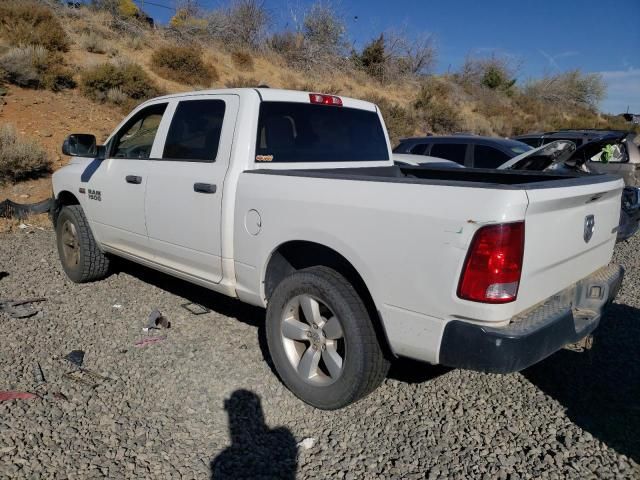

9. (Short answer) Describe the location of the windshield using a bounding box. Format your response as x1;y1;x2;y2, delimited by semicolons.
255;102;389;163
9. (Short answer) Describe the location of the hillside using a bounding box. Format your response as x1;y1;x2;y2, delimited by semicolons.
0;0;635;208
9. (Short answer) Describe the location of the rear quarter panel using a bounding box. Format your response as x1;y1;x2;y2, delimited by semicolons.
232;172;530;336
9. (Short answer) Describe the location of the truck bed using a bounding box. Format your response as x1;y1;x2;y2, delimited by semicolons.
249;165;620;189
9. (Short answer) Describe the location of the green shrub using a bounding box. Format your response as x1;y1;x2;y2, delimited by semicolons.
354;34;386;80
0;46;75;92
81;62;161;103
0;1;70;52
150;45;216;86
0;124;51;183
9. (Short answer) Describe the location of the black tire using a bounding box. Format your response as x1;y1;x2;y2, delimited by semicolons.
266;266;390;409
55;205;110;283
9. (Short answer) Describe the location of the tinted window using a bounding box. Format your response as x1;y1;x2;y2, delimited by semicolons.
430;143;466;164
112;103;167;159
163;100;226;161
473;145;511;168
410;143;429;155
255;102;389;163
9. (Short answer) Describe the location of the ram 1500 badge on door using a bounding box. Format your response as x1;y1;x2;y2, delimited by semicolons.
52;89;624;409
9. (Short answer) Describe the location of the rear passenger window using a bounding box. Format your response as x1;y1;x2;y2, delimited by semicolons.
473;146;510;168
163;100;226;161
410;143;429;155
430;143;466;164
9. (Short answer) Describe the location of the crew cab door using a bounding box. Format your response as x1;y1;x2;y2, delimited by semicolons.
145;95;239;284
82;101;168;258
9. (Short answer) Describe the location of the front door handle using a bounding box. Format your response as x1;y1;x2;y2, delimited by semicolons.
126;175;142;184
194;183;217;194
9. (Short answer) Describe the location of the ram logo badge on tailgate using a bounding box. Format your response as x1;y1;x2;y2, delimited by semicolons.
584;215;595;243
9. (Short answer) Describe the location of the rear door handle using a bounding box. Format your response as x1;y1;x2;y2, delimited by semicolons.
194;183;217;194
125;175;142;184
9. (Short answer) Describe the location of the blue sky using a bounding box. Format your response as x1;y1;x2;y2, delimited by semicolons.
137;0;640;114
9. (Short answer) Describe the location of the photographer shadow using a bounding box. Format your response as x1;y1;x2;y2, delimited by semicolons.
210;389;298;479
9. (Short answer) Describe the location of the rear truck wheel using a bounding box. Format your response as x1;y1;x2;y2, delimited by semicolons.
266;266;390;409
55;205;110;283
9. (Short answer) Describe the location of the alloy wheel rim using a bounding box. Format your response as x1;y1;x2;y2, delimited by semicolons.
61;220;80;269
280;294;346;386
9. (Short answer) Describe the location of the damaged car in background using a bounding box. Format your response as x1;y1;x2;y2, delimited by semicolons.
498;133;640;241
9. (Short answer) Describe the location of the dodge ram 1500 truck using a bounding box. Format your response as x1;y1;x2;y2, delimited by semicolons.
52;89;624;409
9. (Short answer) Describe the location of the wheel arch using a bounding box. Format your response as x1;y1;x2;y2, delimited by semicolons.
51;190;80;225
263;240;394;357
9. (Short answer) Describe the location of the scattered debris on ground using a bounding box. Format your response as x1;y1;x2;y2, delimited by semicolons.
143;309;170;331
134;336;167;348
297;437;316;450
0;391;37;401
0;297;46;318
182;302;210;315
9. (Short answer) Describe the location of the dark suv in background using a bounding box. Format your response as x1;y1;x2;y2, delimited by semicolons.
393;135;532;169
512;129;631;148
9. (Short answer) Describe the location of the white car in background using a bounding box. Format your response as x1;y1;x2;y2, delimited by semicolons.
393;153;463;168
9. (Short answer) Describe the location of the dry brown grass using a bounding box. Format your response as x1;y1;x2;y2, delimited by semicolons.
224;75;262;88
0;0;70;52
0;213;51;234
230;50;254;71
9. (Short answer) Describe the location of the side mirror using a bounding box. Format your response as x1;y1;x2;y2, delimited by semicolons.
62;134;105;159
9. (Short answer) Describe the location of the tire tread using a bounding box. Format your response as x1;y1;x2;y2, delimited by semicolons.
57;205;110;283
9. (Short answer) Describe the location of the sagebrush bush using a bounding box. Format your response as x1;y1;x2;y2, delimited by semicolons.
0;46;75;91
79;32;107;54
81;62;161;104
106;87;128;105
151;45;216;86
0;124;51;183
523;70;605;109
231;50;254;71
0;1;70;52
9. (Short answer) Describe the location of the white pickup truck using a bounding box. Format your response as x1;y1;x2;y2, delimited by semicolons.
52;88;624;409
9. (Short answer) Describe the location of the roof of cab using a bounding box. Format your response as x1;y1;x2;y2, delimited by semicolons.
146;88;378;112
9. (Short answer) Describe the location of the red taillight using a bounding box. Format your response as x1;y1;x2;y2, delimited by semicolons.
457;222;525;303
309;93;342;106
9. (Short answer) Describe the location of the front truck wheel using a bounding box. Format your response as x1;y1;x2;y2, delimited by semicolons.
55;205;110;283
266;266;390;409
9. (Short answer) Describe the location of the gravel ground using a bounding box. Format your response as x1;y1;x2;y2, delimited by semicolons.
1;228;639;479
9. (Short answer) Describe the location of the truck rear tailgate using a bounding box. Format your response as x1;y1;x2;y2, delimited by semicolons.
516;176;624;310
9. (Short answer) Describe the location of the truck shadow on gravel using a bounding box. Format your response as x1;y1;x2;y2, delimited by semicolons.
113;259;453;384
210;389;297;479
523;303;640;463
113;259;274;364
